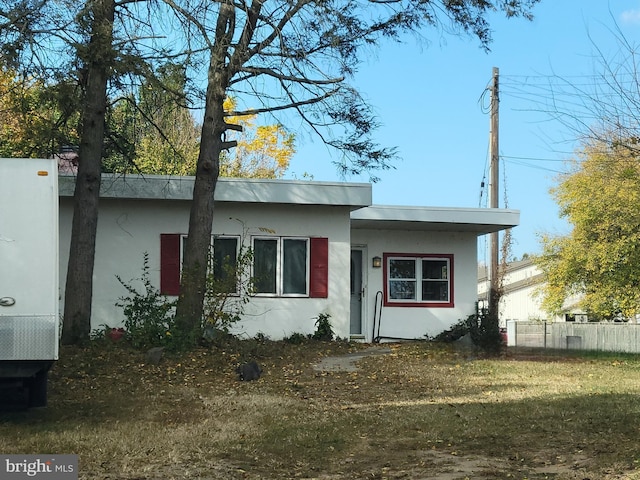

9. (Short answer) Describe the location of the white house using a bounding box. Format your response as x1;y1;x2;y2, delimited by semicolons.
58;174;519;342
477;258;588;326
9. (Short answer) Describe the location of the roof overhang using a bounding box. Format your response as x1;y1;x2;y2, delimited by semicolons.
351;205;520;234
58;174;372;209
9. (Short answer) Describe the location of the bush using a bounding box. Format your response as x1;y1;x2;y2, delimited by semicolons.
312;313;334;341
464;306;503;355
430;305;503;355
284;332;308;344
115;253;179;350
431;320;468;343
118;241;258;351
203;243;255;335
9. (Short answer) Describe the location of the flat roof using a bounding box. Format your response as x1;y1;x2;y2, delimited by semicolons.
58;175;519;233
351;205;520;234
58;174;372;209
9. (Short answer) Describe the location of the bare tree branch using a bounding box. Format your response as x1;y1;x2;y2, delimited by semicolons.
227;87;339;116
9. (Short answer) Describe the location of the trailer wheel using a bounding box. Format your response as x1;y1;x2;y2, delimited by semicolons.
27;370;48;408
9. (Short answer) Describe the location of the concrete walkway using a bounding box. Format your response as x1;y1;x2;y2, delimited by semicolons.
312;346;393;373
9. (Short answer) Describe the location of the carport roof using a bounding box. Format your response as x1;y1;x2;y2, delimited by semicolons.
351;205;520;234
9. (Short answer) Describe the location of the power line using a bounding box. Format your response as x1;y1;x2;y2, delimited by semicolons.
502;157;565;174
501;155;569;162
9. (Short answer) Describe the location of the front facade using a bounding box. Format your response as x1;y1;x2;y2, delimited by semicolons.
59;174;519;342
351;206;518;340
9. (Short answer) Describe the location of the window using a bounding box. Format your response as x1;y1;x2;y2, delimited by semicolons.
253;237;309;296
160;234;239;296
384;253;453;307
253;238;278;294
159;234;328;298
180;235;239;285
212;236;240;293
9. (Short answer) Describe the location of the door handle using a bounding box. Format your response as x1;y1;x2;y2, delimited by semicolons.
0;297;16;307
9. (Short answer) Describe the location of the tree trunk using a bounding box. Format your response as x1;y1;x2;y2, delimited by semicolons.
174;38;232;333
61;0;115;345
174;92;226;333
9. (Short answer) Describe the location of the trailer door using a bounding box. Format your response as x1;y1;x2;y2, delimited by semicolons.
0;158;59;361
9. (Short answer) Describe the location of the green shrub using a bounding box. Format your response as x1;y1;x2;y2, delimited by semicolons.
312;313;334;341
464;305;503;355
431;320;468;343
115;253;179;350
430;305;502;355
284;332;308;344
203;243;255;337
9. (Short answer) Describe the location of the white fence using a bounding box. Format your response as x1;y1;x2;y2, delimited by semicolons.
506;321;640;353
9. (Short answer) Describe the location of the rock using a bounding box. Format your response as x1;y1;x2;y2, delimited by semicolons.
236;361;262;381
146;347;164;365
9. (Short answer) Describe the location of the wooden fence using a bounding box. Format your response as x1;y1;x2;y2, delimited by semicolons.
506;321;640;353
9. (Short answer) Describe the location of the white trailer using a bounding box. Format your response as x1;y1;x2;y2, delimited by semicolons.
0;158;59;407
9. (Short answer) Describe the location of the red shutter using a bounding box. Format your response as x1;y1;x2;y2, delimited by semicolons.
160;234;181;295
309;237;328;298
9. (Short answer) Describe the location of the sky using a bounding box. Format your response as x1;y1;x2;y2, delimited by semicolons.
282;1;640;261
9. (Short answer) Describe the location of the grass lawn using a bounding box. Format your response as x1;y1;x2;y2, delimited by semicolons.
2;338;640;479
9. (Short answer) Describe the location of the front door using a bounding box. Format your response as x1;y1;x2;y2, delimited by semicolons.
350;249;363;335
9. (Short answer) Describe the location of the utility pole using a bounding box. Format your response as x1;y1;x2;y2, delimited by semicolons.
488;66;500;317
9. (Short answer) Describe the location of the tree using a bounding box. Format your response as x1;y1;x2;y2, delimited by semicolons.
518;22;640;168
1;0;541;343
535;139;640;320
220;98;295;178
169;0;542;333
105;85;295;177
0;67;80;158
62;0;118;344
0;0;120;343
526;25;640;321
1;0;163;343
104;62;202;175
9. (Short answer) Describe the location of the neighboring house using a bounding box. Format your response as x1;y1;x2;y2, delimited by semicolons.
477;258;587;325
58;174;519;342
53;147;79;174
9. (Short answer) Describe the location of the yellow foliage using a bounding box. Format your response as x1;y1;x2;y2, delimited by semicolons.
220;97;295;178
0;69;40;156
133;96;294;178
535;139;640;319
0;67;80;158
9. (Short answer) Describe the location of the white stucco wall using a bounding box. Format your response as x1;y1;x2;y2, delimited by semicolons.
59;198;353;339
351;229;479;341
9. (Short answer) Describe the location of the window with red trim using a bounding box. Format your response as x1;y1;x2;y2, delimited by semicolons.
160;234;240;295
384;253;454;307
251;236;328;298
160;234;328;299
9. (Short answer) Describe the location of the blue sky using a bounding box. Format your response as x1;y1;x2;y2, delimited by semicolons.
284;1;640;261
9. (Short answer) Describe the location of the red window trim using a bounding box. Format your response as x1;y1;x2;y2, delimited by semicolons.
309;237;329;298
160;234;181;296
383;252;454;308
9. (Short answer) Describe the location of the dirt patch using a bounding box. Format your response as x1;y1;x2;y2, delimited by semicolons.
309;449;594;480
312;346;393;372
